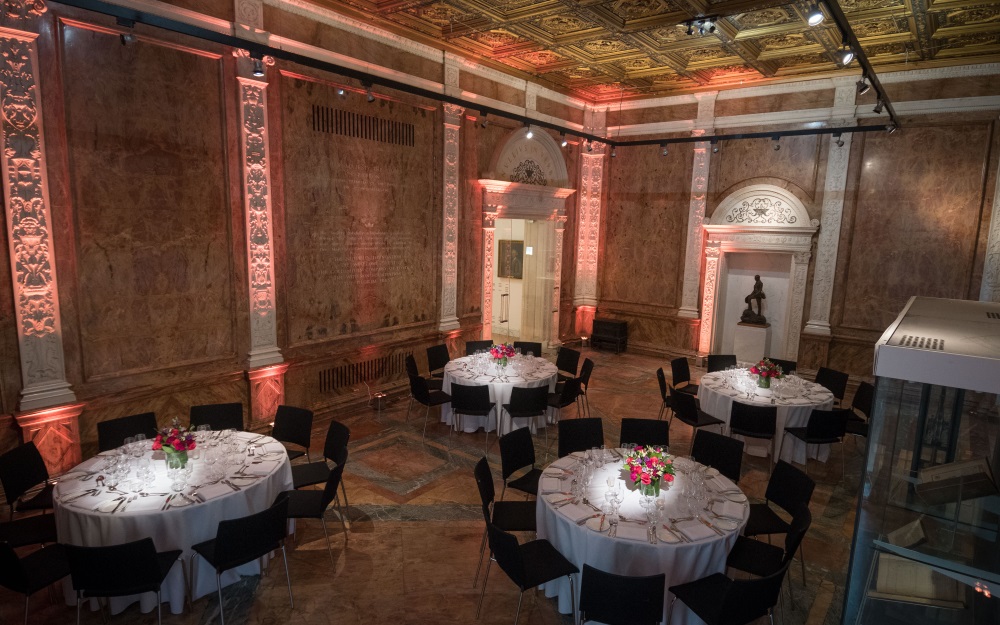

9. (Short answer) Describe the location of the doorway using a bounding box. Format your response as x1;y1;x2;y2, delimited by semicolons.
492;218;555;344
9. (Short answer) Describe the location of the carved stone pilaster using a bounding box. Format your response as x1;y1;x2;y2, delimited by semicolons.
237;76;282;368
697;245;721;355
572;144;605;336
439;103;463;332
481;210;497;340
246;363;289;429
678;94;716;319
981;157;1000;302
551;216;567;348
1;11;77;411
15;403;84;475
788;250;812;360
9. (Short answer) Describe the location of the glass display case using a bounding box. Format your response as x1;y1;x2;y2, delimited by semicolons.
843;297;1000;625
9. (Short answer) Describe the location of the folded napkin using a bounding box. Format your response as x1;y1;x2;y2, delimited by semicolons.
75;457;106;473
540;477;567;493
124;496;167;513
614;523;649;542
194;482;233;501
708;476;736;492
675;519;717;542
549;456;577;470
56;478;93;497
242;460;279;477
713;500;745;520
544;493;573;505
557;503;593;524
259;442;286;455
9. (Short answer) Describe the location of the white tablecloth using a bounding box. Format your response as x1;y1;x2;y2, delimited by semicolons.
536;453;746;625
440;355;558;434
698;372;835;464
54;432;293;614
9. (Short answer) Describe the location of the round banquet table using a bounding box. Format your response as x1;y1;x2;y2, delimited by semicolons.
440;355;559;434
536;452;748;625
698;371;835;465
54;431;293;615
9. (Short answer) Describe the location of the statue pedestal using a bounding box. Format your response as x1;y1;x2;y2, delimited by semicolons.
734;322;771;364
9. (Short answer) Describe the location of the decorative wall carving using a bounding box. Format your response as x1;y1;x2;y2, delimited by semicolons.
490;127;570;188
1;24;75;410
2;0;46;23
709;185;814;226
481;211;496;340
15;403;84;475
723;198;798;224
551;217;567;348
246;363;289;427
235;0;264;31
678;138;711;318
510;160;547;186
697;245;721;354
572;145;605;314
439;103;463;332
979;157;1000;302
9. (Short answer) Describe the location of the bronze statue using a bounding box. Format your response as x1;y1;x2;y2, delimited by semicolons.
740;274;767;325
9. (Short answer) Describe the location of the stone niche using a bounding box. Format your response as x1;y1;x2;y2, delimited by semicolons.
698;185;818;360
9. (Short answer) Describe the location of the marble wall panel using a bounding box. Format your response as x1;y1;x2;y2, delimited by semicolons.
161;0;234;21
280;74;439;345
714;90;834;118
607;103;699;128
858;76;1000;106
839;122;992;331
477;119;518;176
536;97;585;126
709;133;821;211
459;72;526;109
61;26;236;380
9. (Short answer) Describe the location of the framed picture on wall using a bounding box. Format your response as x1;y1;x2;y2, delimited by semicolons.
497;240;524;280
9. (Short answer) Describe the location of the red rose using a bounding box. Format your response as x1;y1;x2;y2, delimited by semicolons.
641;473;652;485
151;440;162;450
172;440;186;452
664;474;674;482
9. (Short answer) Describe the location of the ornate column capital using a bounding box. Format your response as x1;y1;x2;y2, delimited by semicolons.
442;102;464;126
0;0;46;30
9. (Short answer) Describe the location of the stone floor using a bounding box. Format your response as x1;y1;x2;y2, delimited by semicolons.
2;348;862;624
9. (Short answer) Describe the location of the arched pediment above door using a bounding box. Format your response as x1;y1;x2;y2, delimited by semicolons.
487;127;570;189
710;184;817;228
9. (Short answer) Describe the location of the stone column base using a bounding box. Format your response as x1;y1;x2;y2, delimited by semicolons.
15;402;86;475
246;363;290;430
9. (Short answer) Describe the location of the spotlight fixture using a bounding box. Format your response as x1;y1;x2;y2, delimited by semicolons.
660;143;668;157
364;82;375;103
525;126;534;139
250;51;265;78
686;22;694;36
856;76;870;96
586;140;593;152
834;132;844;148
336;87;346;97
480;115;489;128
117;17;136;45
839;39;855;66
560;133;568;148
772;136;781;151
887;123;897;135
610;146;616;158
873;99;885;114
711;139;719;153
807;4;824;26
698;19;716;35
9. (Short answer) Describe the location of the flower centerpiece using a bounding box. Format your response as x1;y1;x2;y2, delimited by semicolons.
749;358;784;389
152;419;196;469
624;446;675;497
489;343;516;369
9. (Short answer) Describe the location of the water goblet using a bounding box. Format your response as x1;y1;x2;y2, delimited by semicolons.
123;436;135;450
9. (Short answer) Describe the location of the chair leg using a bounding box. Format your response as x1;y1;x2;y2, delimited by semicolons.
474;529;487;587
76;596;81;625
500;483;507;502
799;542;807;586
335;497;349;536
476;556;493;618
23;595;28;625
666;596;676;625
840;440;846;482
157;590;162;625
281;544;294;608
321;517;335;567
514;590;524;625
217;572;226;625
405;395;413;421
340;480;350;512
568;574;576;625
422;405;431;441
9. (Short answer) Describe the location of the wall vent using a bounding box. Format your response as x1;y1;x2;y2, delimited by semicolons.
311;104;415;147
899;335;944;351
318;353;408;394
987;312;1000;320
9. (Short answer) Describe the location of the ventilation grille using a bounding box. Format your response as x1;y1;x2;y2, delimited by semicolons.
318;353;408;394
311;104;415;146
899;335;944;351
988;312;1000;320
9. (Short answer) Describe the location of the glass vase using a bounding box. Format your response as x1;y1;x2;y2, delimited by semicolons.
757;375;771;389
638;478;661;497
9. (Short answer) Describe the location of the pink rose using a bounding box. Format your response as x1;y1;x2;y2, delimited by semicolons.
640;473;651;485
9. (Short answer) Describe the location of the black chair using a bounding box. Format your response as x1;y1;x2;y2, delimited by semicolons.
291;419;350;490
0;541;69;625
815;367;849;405
405;353;442;390
727;506;811;582
477;522;578;624
451;383;497;451
65;538;182;625
783;408;851;479
501;385;548;439
729;401;777;470
0;442;54;521
513;341;542;357
619;418;669;448
473;457;536;588
0;514;57;548
97;412;158;451
556;347;581;382
744;460;815;583
690;429;744;483
706;354;737;373
426;343;451;378
407;374;451;440
499;428;542;500
668;560;791;625
557;418;604;458
466;340;493;355
670;357;698;395
271;405;313;461
655;368;673;421
576;358;594;417
769;358;797;375
579;564;665;625
548;378;582;424
189;402;244;432
191;498;292;625
282;453;349;566
846;380;875;440
668;388;724;451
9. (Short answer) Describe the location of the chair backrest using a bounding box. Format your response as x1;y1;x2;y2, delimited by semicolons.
656;368;669;403
852;381;875;419
556;347;581;376
783;506;812;564
670;357;692;386
322;419;351;462
815;367;849;400
486;522;527;590
499;427;536;481
97;412;158;452
729;402;777;439
466;340;493;355
408;374;431;405
805;408;850;442
321;451;348;509
473;457;495;508
706;354;737;373
405;354;420;377
0;442;49;506
450;383;492;414
0;542;27;592
558;418;605;458
506;385;549;416
765;460;815;515
578;358;594;389
579;564;665;625
668;387;698;421
513;341;542;357
190;403;244;432
690;429;744;483
65;537;166;596
426;344;450;373
271;405;313;450
212;497;288;572
554;378;582;407
769;358;797;375
718;560;792;624
619;418;669;449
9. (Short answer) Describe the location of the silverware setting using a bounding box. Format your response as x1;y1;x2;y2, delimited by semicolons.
62;488;99;502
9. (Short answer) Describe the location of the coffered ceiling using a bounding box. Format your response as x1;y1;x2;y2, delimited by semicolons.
308;0;1000;101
